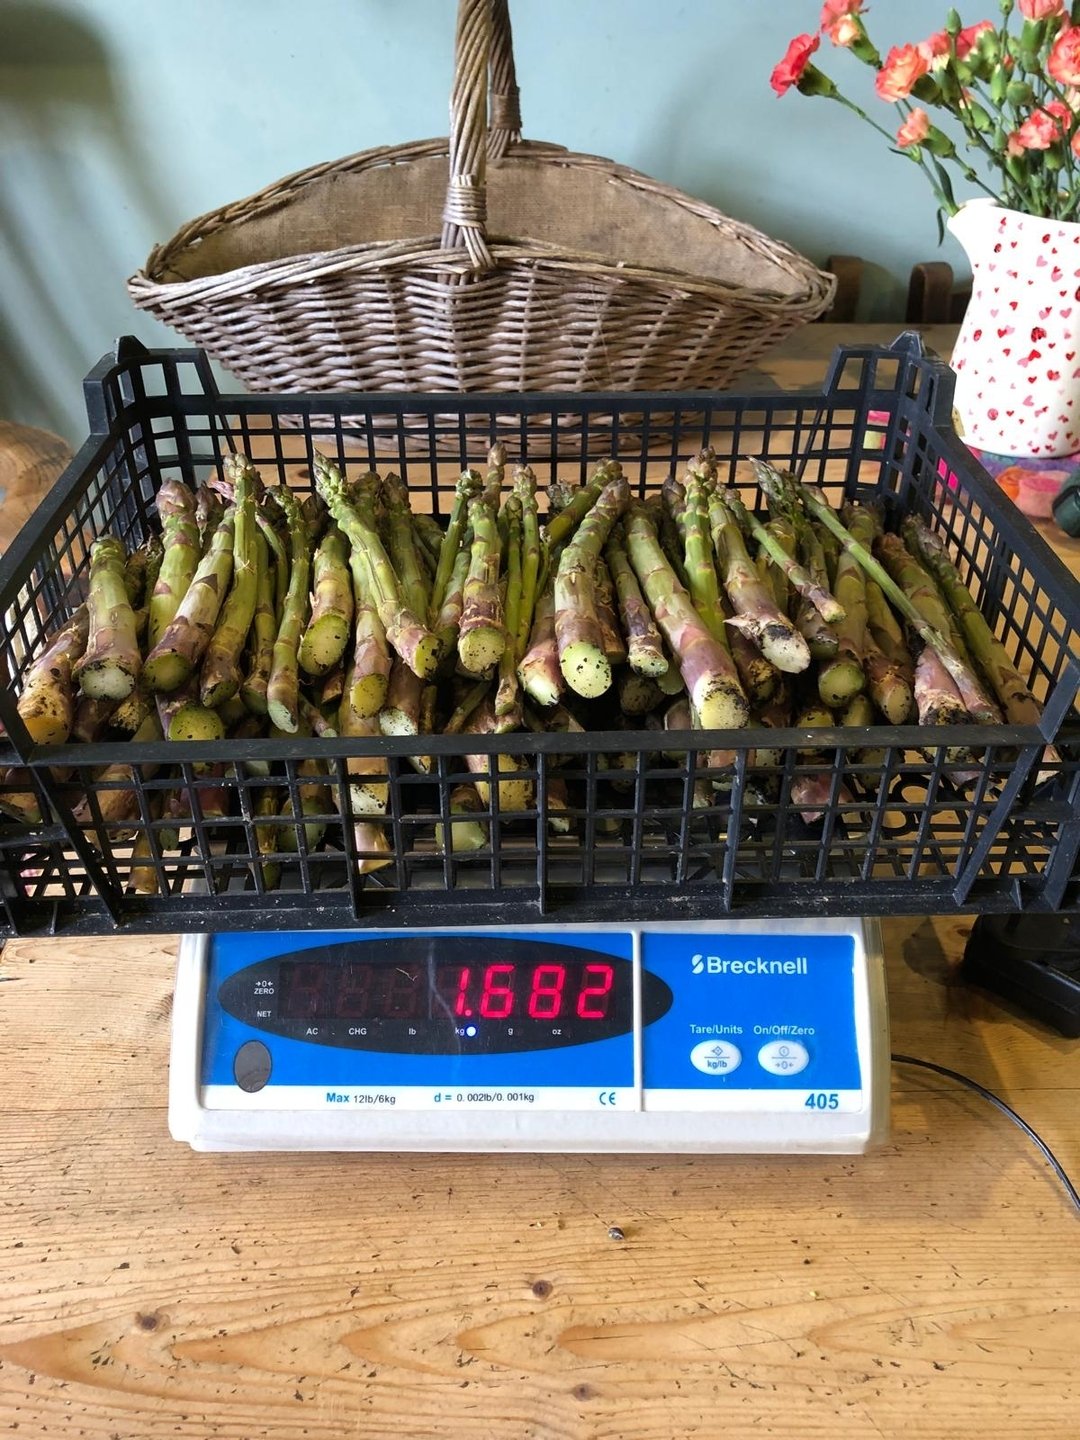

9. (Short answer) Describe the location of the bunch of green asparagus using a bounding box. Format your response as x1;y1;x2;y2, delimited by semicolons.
6;442;1052;877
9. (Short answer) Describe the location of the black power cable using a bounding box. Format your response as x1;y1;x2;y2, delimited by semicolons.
892;1052;1080;1219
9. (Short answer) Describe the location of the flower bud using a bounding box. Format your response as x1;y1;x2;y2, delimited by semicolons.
796;64;839;99
1006;79;1037;103
991;66;1009;103
912;74;942;103
967;101;994;131
946;8;963;34
926;126;958;158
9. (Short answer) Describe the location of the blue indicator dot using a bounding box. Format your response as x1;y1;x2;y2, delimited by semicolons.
465;1026;477;1038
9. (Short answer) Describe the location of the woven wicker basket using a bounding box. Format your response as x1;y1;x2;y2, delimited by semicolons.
128;0;834;400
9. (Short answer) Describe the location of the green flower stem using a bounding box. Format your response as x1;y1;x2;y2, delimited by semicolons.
829;94;956;213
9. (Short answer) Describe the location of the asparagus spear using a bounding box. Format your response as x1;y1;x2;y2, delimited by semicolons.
144;510;235;693
73;536;141;700
412;512;445;570
903;519;1051;734
201;456;259;708
656;481;690;589
302;492;329;545
445;678;491;735
514;467;541;660
708;490;810;674
817;538;866;709
795;523;841;661
256;507;289;625
195;484;225;555
483;441;507;510
682;461;727;645
496;494;524;722
617;669;663;716
876;533;1002;725
149;480;200;650
266;486;312;734
518;575;563;708
16;608;88;745
594;556;628;667
383;472;430;615
278;755;332;853
313;454;439;680
463;696;534;811
624;505;749;730
155;673;226;742
433;542;471;667
865;569;911;670
239;531;275;715
605;524;668;677
737;475;844;624
458;496;506;674
435;783;489;855
914;642;969;728
379;659;424;738
546;463;612;550
554;471;629;698
130;539;164;645
74;711;164;830
254;785;282;891
354;821;393;874
863;631;915;725
429;469;481;624
338;675;389;817
72;694;120;745
766;467;1000;723
297;523;353;678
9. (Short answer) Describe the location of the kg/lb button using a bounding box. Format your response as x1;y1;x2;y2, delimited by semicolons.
690;1040;742;1076
757;1040;809;1076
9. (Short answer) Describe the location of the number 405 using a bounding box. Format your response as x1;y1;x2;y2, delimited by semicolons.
804;1092;840;1110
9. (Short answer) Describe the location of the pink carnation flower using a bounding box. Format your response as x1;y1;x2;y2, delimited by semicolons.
771;33;821;96
820;0;864;45
875;44;930;101
1048;25;1080;87
896;108;931;148
917;30;952;71
1019;0;1065;18
955;21;995;60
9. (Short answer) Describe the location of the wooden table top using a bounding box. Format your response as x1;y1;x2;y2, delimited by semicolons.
1;325;1078;1439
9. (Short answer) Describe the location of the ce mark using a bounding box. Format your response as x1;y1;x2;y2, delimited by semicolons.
598;1091;617;1106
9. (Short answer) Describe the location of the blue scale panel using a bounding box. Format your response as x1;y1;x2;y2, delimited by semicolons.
641;931;861;1092
202;929;636;1090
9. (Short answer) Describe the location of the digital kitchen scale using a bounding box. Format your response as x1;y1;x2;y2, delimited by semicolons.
170;918;889;1153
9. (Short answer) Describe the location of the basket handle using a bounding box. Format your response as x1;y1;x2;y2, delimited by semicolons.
441;0;522;273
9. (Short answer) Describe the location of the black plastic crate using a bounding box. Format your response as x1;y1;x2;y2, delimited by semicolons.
0;334;1076;938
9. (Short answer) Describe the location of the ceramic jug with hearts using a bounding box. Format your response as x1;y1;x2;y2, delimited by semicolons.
948;198;1080;459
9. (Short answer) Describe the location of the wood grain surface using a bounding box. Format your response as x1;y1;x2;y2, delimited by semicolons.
0;917;1078;1440
1;328;1078;1438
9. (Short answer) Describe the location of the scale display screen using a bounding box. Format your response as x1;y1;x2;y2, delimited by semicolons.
218;934;670;1055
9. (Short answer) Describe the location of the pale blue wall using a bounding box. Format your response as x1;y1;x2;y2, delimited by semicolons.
1;0;966;442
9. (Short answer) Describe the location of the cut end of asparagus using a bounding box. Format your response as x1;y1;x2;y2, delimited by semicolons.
142;651;194;694
691;677;751;731
299;615;353;677
817;656;867;709
458;625;506;675
167;702;226;744
559;641;612;700
267;698;300;734
725;615;811;675
76;659;137;702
